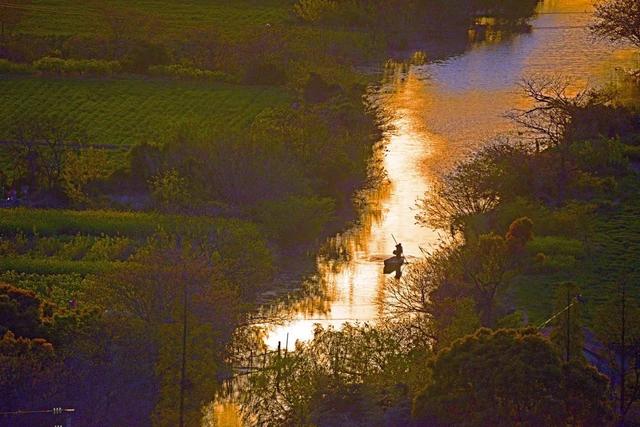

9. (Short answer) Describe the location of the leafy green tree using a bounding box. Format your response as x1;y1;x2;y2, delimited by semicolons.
0;283;46;339
149;168;192;212
253;196;335;246
459;233;513;326
0;331;59;414
90;235;250;426
413;328;612;426
62;148;111;206
434;297;481;348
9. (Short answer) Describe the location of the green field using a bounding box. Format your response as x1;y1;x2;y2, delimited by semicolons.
512;192;640;325
0;75;291;146
0;207;245;237
17;0;291;37
0;208;266;281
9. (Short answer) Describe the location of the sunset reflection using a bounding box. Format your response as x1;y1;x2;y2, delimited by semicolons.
261;70;441;349
256;0;639;352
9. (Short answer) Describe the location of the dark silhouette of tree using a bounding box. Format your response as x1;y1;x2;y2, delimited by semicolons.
0;283;46;340
413;328;612;426
459;233;512;327
0;331;59;418
591;0;640;49
8;115;86;192
506;77;606;193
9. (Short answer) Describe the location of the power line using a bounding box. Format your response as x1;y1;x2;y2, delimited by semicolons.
0;3;91;17
0;407;75;416
532;25;589;30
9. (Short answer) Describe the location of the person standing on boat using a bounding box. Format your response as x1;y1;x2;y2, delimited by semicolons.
393;243;403;258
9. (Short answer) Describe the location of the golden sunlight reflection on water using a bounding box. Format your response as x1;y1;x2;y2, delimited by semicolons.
212;0;638;423
259;0;638;352
262;73;442;350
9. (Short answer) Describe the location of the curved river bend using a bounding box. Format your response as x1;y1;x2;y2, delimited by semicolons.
214;0;638;424
261;0;638;349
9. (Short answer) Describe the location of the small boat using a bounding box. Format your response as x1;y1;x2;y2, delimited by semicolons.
383;256;405;274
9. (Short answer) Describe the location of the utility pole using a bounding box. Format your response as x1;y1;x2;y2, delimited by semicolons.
620;281;626;423
178;239;187;427
566;287;571;362
179;268;187;427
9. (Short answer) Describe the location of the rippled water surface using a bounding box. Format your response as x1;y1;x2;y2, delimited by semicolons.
259;0;638;350
214;1;638;423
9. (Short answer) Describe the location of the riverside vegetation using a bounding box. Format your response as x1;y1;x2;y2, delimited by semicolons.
238;1;640;426
0;0;619;426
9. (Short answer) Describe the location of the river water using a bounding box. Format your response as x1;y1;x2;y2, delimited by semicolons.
214;0;638;424
258;0;638;350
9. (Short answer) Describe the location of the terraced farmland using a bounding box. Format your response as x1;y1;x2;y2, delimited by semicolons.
0;208;269;304
0;75;292;146
18;0;291;37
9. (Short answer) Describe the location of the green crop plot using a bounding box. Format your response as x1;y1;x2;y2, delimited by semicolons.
0;76;291;146
512;195;640;326
0;208;244;237
19;0;291;37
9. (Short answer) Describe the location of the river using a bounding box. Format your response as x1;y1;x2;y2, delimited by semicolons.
259;0;638;350
214;0;638;424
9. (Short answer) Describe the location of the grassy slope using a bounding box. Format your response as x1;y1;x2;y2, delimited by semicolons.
19;0;291;37
0;76;291;146
513;185;640;325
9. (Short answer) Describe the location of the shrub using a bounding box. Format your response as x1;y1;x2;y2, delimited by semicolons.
527;236;585;258
0;59;31;74
148;64;237;83
571;138;629;176
32;237;65;258
84;235;135;261
0;232;33;256
0;256;117;275
32;57;122;76
149;169;192;212
57;234;95;261
0;271;86;306
293;0;338;23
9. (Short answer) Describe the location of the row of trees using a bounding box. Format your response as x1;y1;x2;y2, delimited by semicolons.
0;225;275;426
293;0;539;29
2;115;112;206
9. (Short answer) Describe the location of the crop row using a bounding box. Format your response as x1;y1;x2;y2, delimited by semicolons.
0;208;237;238
20;0;290;37
0;76;291;146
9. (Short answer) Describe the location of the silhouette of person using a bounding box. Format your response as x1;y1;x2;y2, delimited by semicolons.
393;243;403;258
